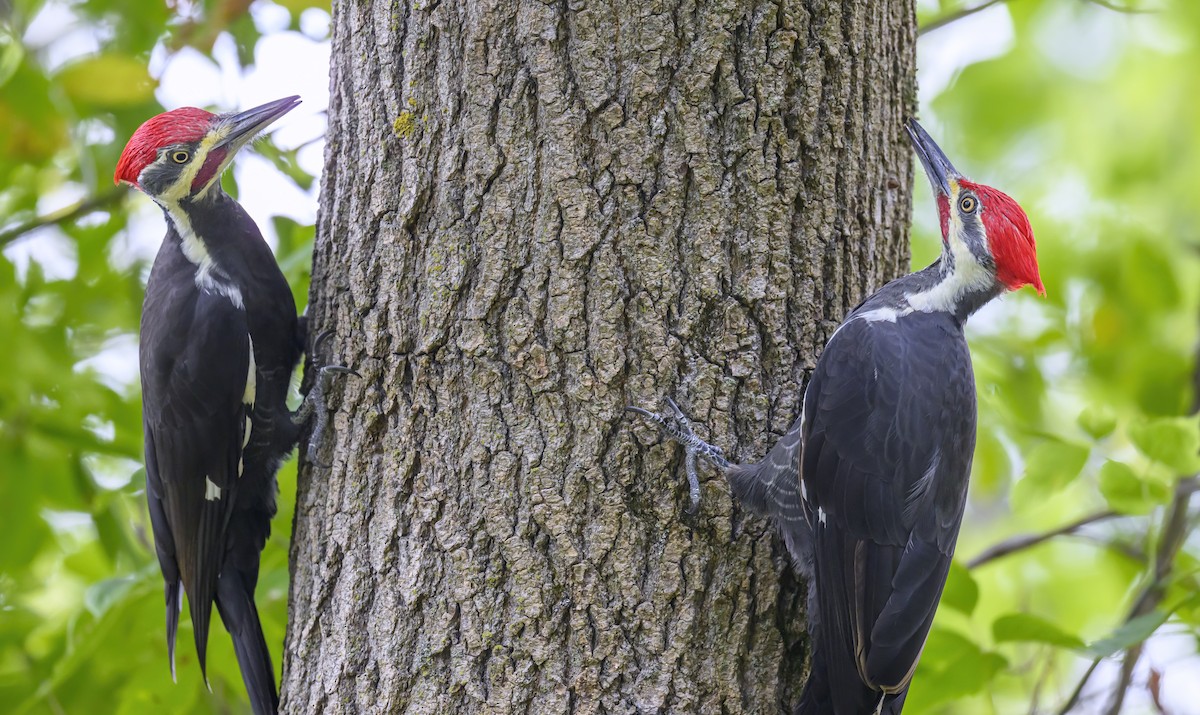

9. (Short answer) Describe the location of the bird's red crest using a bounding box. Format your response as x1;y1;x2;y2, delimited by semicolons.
113;107;215;186
964;180;1044;295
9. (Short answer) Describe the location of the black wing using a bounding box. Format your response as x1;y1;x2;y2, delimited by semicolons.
800;312;976;711
725;416;810;567
142;284;250;681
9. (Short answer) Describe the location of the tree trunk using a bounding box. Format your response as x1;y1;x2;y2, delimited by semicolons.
282;0;915;712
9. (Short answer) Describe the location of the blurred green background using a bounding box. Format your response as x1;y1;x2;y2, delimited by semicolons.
0;0;1196;712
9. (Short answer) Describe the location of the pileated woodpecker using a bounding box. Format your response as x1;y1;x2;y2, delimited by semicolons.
115;96;346;714
628;119;1042;714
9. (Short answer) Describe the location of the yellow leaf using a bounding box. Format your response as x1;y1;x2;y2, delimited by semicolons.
57;54;156;107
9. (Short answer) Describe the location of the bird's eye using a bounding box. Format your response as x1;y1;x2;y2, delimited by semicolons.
171;151;190;164
959;195;977;213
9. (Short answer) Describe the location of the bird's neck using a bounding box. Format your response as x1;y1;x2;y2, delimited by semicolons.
905;250;1003;322
860;249;1003;325
160;191;245;307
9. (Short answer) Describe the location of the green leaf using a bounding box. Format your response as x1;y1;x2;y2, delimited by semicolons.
1083;610;1170;659
992;612;1086;649
83;575;138;618
971;426;1011;496
1098;459;1171;515
57;54;156;107
1019;439;1090;496
908;627;1008;707
1078;404;1118;440
0;26;24;88
1129;417;1200;474
941;561;979;616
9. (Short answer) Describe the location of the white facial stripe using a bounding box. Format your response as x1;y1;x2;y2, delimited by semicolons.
159;132;217;202
165;209;207;265
140;123;236;205
906;185;993;313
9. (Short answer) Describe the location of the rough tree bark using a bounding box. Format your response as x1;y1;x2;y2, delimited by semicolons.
283;0;916;712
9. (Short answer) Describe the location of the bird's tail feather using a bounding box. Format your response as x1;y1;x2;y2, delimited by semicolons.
795;646;832;715
165;580;182;682
881;689;909;714
216;574;278;715
796;647;909;714
185;498;227;689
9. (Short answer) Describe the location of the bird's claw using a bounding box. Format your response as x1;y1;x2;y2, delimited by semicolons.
625;396;731;513
311;328;336;359
297;333;359;468
319;365;359;378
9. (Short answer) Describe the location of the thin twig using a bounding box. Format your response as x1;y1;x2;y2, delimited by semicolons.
969;476;1200;571
1027;647;1053;715
1057;488;1199;711
1058;659;1103;714
165;0;254;52
0;189;126;248
1083;0;1155;13
968;509;1121;569
1094;332;1200;713
920;0;1012;35
1099;484;1192;715
1060;208;1198;715
921;0;1155;36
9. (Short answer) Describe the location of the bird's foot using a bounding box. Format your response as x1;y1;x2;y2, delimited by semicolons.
295;329;359;467
625;396;731;513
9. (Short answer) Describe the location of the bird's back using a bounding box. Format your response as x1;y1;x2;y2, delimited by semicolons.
798;296;977;714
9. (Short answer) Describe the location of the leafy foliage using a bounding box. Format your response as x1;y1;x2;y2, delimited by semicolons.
0;1;322;712
907;1;1200;712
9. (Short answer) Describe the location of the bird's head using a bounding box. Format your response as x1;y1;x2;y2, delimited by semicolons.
114;95;301;204
906;118;1043;296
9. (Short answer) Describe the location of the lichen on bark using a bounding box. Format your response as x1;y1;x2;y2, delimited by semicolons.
283;0;916;712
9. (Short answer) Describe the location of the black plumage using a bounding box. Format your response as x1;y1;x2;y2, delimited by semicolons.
717;270;979;715
141;192;302;714
795;302;976;714
117;97;317;715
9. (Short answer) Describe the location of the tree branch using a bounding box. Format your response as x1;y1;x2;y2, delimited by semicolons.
1058;477;1199;711
1057;481;1194;714
969;476;1200;571
1083;0;1155;14
166;0;254;52
0;189;126;249
1058;659;1104;714
920;0;1011;36
968;509;1122;569
921;0;1155;36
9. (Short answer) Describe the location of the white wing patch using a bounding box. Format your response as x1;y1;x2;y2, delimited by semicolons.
243;335;256;406
204;476;221;501
240;335;255;478
830;306;910;343
859;306;904;323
